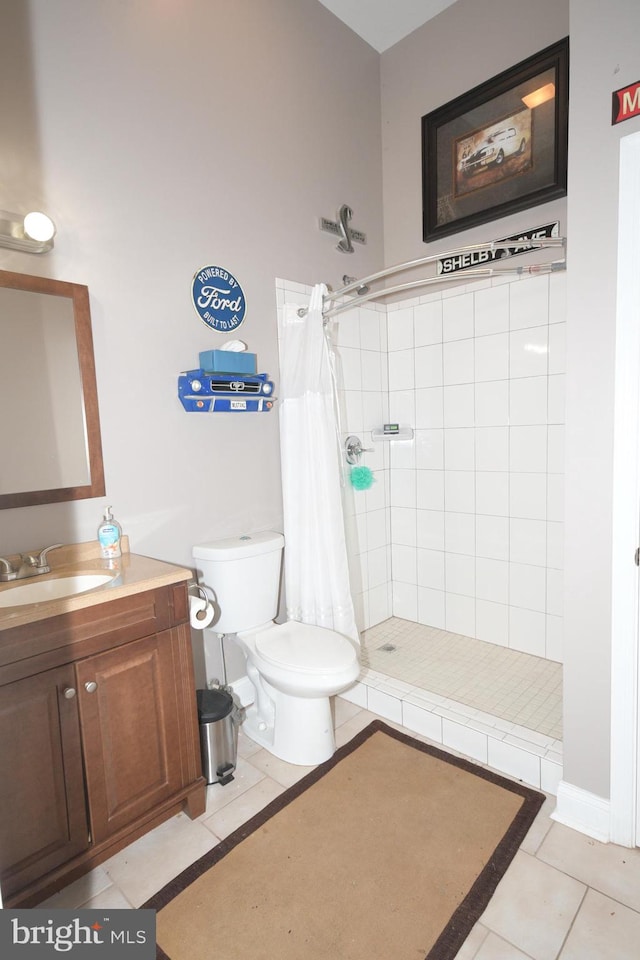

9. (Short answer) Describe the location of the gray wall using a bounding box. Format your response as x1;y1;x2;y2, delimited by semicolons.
380;0;569;267
563;0;640;799
0;0;383;562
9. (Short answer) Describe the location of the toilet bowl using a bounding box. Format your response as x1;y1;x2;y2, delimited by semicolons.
192;532;361;766
236;620;359;765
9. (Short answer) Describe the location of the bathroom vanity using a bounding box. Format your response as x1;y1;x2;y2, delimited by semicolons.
0;542;206;907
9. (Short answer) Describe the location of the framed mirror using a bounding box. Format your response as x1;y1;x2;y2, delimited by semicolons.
0;269;105;509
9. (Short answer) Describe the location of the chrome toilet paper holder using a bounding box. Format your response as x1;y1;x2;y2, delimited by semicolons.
188;580;212;601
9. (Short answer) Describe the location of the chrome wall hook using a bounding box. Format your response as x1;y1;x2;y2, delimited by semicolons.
319;205;367;252
337;204;355;254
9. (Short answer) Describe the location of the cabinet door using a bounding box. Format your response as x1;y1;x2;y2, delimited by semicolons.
0;665;89;897
76;630;185;843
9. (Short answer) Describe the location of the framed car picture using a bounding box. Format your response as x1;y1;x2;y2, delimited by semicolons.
422;38;569;242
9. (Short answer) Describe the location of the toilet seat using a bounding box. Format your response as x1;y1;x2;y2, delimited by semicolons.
254;621;357;674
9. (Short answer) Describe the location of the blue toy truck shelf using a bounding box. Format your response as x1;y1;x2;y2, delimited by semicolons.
178;369;276;412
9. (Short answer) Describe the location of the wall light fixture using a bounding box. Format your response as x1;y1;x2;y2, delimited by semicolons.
522;83;556;110
0;210;56;254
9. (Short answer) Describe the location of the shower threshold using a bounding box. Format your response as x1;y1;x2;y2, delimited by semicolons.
342;617;563;794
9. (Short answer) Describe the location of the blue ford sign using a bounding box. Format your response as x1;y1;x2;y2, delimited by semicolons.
191;265;246;333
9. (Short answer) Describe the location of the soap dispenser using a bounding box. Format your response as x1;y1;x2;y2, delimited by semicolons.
98;506;122;559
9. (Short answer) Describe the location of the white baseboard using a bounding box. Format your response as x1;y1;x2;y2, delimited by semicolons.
551;780;611;843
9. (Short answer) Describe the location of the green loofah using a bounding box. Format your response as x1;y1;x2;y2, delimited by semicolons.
350;465;374;490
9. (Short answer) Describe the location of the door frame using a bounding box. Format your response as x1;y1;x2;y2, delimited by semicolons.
610;128;640;846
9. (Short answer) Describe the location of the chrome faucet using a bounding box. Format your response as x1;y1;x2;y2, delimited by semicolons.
0;557;16;582
0;544;62;582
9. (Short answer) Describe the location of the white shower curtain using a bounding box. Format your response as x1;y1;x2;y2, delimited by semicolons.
278;283;359;644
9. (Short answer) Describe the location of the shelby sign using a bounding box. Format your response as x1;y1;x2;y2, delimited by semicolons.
612;80;640;125
436;222;560;276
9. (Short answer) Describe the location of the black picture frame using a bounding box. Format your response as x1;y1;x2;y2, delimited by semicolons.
422;38;569;243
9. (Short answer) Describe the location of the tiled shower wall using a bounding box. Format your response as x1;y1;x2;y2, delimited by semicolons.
335;271;566;664
278;271;566;664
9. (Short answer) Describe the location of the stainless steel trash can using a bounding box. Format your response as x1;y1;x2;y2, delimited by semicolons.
196;687;242;785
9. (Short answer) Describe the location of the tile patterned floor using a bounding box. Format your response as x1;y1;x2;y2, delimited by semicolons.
40;700;640;960
351;617;563;795
361;618;563;740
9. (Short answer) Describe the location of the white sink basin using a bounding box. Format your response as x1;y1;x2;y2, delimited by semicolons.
0;573;115;607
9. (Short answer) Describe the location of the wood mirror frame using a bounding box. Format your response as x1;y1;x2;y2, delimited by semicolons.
0;269;105;509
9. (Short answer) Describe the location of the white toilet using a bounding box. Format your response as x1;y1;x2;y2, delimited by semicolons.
192;532;360;765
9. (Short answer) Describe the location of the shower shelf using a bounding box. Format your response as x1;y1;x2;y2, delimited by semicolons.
372;426;414;442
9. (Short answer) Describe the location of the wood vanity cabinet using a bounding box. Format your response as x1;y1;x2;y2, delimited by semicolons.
0;580;206;907
0;664;89;895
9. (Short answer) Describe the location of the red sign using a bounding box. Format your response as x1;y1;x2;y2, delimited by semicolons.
612;80;640;125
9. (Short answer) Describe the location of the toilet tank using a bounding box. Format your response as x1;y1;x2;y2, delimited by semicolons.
192;531;285;634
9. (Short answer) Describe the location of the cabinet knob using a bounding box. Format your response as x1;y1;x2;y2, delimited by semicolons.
84;681;98;694
62;686;76;700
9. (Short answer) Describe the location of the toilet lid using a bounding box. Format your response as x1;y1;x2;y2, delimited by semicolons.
255;622;357;674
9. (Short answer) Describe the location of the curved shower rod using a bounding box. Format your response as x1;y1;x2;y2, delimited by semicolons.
324;259;566;319
297;235;565;320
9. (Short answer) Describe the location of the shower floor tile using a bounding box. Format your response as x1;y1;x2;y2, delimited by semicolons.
361;617;562;740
